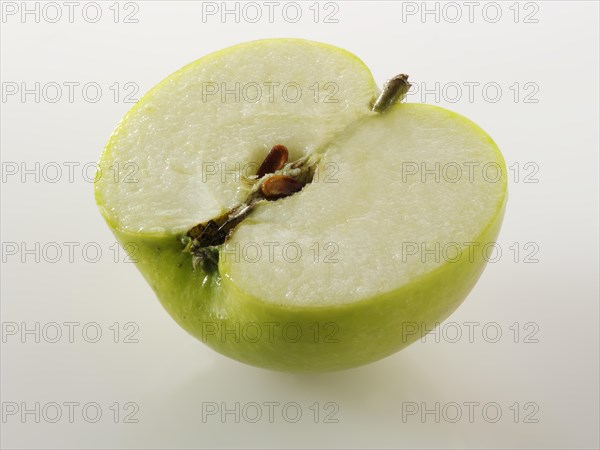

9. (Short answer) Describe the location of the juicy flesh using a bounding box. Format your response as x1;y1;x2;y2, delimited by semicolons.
97;39;506;307
224;105;505;305
97;39;375;234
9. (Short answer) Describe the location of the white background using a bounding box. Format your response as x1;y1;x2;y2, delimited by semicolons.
1;1;599;448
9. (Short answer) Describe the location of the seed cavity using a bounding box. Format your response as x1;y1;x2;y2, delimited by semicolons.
184;144;318;273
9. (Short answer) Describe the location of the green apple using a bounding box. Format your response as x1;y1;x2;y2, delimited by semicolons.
96;39;506;372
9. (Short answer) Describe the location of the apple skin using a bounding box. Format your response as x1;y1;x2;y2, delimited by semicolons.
107;129;506;372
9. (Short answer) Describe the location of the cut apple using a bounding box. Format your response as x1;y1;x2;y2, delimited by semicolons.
96;39;507;372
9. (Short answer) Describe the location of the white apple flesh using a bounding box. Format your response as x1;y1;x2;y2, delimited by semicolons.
96;39;507;372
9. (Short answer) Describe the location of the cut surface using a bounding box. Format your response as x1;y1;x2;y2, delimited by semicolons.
222;104;506;306
96;39;376;234
97;39;506;308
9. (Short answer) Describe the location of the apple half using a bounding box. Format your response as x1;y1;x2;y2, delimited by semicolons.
96;39;507;372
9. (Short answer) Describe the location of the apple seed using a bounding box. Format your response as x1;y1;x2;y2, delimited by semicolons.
261;175;305;199
257;144;289;178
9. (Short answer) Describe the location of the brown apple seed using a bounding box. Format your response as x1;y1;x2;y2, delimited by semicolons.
261;175;304;199
257;144;289;178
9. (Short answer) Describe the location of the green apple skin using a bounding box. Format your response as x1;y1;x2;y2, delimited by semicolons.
106;108;506;372
111;199;504;372
97;39;507;372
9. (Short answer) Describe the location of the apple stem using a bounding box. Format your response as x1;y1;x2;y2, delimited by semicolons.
372;74;410;113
